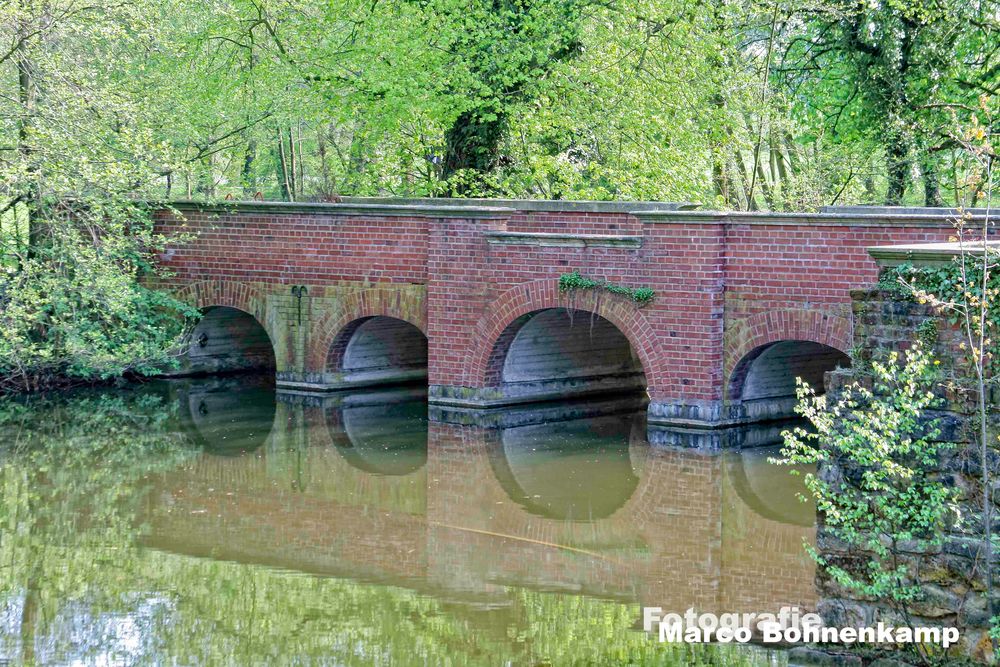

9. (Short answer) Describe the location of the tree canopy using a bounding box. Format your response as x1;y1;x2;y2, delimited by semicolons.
0;0;996;389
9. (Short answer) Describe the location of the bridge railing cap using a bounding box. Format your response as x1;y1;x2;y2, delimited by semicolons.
163;199;516;219
632;209;995;227
339;196;700;213
868;240;1000;267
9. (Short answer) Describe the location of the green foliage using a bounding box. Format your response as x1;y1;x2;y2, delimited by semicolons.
882;259;1000;375
0;2;203;391
0;202;199;392
558;271;655;305
775;344;959;608
916;318;940;349
775;0;1000;205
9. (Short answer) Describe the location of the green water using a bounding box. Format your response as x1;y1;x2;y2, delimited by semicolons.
0;377;816;666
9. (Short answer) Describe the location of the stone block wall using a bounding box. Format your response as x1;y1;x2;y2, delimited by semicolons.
819;287;999;662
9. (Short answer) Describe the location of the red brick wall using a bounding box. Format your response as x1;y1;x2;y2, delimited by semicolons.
721;220;961;387
154;207;429;285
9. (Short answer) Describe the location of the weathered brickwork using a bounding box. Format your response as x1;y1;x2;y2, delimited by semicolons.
153;200;971;426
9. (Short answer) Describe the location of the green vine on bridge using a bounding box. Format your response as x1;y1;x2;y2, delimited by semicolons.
558;271;655;306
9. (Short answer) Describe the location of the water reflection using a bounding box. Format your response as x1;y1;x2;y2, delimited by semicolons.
489;413;641;520
0;378;816;665
174;376;277;455
323;389;429;476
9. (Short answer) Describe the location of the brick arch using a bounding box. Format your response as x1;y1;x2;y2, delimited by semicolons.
308;289;428;372
175;279;272;338
462;279;662;389
725;309;851;401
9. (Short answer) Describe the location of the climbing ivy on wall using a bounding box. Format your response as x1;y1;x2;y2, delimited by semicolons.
879;261;1000;376
880;262;1000;331
558;271;655;306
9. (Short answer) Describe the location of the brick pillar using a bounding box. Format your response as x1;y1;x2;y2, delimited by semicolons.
636;212;727;426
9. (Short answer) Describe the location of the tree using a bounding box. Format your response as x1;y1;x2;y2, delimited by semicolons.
0;1;204;391
775;345;961;663
776;0;1000;205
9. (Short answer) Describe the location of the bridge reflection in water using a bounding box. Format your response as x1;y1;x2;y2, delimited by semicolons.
148;377;817;618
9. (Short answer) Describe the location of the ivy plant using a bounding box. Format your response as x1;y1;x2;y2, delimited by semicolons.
558;271;655;306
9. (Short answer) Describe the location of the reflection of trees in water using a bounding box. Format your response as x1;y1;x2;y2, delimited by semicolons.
0;387;788;665
0;389;198;663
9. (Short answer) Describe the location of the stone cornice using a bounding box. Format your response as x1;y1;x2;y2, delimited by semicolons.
633;210;985;228
163;199;514;219
484;231;643;248
341;196;698;213
868;241;1000;267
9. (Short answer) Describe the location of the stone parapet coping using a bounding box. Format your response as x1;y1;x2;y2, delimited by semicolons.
633;210;989;227
341;196;699;213
868;241;1000;267
164;199;515;219
161;199;991;227
484;231;643;248
821;205;993;215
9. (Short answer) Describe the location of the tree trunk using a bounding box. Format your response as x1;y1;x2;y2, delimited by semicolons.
276;127;293;201
921;153;944;207
884;134;910;206
17;35;41;255
288;126;298;198
441;105;506;192
242;138;257;196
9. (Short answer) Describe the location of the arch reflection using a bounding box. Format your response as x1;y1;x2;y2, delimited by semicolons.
174;376;277;456
326;391;429;476
489;413;641;520
724;442;816;528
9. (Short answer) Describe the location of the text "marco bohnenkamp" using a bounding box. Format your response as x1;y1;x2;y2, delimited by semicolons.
643;607;960;649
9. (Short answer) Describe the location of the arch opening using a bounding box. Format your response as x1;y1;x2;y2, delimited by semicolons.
487;308;647;404
326;316;428;389
729;340;850;422
185;306;275;376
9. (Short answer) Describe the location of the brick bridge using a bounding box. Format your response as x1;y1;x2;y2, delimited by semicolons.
154;199;969;427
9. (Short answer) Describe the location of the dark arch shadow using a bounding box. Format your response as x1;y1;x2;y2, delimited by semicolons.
326;316;428;389
487;413;641;521
174;376;277;456
325;393;428;476
186;306;276;376
728;340;850;423
483;308;648;405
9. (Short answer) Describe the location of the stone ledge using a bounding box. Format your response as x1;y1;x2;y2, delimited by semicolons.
429;374;646;409
343;196;699;213
429;394;648;428
484;231;643;248
164;199;515;219
634;210;982;227
868;241;1000;267
276;368;427;392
